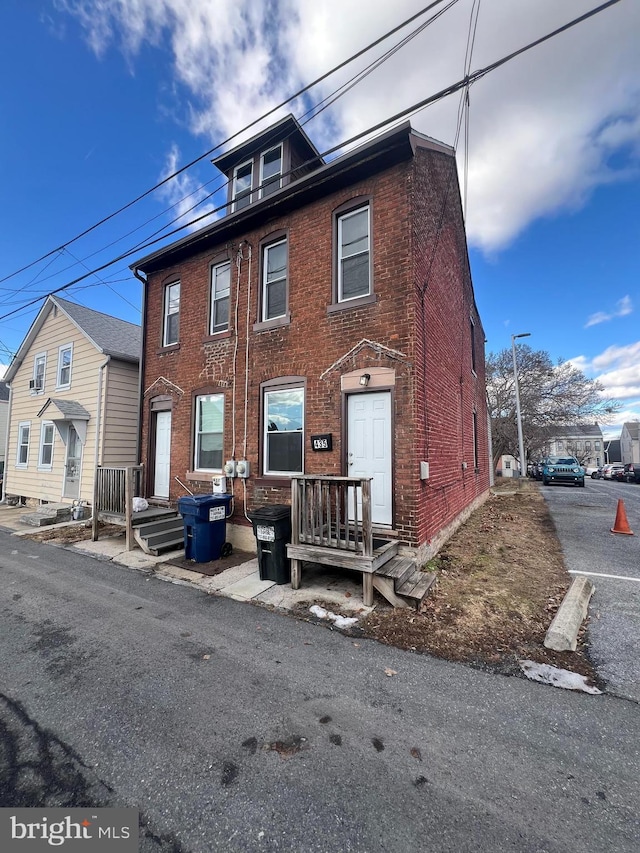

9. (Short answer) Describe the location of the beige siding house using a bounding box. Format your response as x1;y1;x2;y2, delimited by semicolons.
3;296;140;507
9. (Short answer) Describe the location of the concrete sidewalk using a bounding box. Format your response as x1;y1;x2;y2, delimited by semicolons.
0;503;372;619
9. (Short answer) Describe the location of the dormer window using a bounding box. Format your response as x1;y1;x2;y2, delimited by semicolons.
260;145;282;198
233;161;253;211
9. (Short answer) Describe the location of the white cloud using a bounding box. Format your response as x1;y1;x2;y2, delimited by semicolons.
585;295;633;328
57;0;640;252
569;341;640;402
157;144;219;233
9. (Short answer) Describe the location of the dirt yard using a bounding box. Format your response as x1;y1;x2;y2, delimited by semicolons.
357;479;598;682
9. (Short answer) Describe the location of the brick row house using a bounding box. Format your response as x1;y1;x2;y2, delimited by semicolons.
132;115;490;563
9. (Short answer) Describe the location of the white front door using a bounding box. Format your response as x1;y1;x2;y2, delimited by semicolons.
347;391;392;526
63;424;82;500
154;410;171;499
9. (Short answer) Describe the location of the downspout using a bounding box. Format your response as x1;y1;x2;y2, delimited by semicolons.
1;383;13;503
94;356;111;471
133;268;147;474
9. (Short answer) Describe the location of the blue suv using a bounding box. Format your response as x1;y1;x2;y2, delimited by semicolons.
542;456;585;487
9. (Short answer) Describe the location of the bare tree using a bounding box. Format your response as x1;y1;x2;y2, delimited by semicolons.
486;345;619;469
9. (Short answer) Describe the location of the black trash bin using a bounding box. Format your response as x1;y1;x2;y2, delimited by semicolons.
250;505;292;584
177;494;233;562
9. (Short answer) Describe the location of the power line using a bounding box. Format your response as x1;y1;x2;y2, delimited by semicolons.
0;0;623;325
0;0;453;288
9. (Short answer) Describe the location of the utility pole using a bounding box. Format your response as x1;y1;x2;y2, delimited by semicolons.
511;333;531;477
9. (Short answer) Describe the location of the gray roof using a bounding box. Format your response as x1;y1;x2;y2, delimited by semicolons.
0;380;9;402
549;424;603;439
52;296;141;362
38;398;91;420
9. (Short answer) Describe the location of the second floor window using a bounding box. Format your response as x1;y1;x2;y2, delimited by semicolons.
260;145;282;197
32;353;46;392
233;161;253;210
338;205;370;301
210;262;231;334
163;281;180;346
262;239;287;321
57;344;72;387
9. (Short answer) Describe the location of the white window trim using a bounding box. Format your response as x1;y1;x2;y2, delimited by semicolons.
163;281;180;347
232;159;253;211
210;261;231;335
56;343;73;389
194;394;224;473
16;421;31;468
38;421;55;471
259;144;282;198
263;386;304;476
31;352;47;394
337;205;371;303
262;238;288;322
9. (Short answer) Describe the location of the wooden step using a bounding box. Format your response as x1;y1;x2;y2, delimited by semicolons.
373;555;437;609
375;555;416;586
396;570;437;603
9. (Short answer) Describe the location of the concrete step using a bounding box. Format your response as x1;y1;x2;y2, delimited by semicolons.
20;503;72;527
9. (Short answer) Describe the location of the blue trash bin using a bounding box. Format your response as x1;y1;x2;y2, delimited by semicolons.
177;494;232;562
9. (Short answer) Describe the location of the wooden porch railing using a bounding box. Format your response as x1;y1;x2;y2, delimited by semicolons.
92;465;144;551
290;475;373;557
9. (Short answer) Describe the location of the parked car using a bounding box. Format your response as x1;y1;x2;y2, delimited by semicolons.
591;467;604;479
603;463;625;480
621;463;640;484
542;456;585;487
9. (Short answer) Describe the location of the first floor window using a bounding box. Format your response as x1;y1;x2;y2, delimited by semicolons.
163;281;180;346
210;261;230;333
338;205;370;301
17;422;30;466
262;239;287;321
195;394;224;471
39;422;55;469
264;386;304;475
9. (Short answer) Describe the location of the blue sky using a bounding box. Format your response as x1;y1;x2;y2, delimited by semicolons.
1;0;638;438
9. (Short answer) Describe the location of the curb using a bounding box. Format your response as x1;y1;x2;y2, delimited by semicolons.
544;575;595;652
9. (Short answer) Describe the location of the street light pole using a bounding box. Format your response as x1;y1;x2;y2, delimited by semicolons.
511;332;531;478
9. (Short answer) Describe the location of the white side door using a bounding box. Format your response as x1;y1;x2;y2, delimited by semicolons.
347;391;392;526
154;410;171;499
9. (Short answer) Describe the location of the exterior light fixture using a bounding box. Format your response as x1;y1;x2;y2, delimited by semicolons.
359;373;371;387
511;332;531;478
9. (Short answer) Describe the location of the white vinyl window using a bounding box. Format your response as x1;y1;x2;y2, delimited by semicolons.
264;386;304;475
262;239;287;321
210;262;231;334
38;421;55;470
16;422;31;467
260;145;282;197
31;353;46;393
163;281;180;346
232;160;253;211
195;394;224;472
57;343;73;388
338;206;370;301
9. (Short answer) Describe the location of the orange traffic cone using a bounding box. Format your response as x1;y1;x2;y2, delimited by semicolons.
611;499;634;535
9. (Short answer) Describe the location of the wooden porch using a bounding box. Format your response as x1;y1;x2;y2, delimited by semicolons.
91;465;178;552
287;475;434;607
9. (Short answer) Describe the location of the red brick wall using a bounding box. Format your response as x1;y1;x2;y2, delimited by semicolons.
141;145;489;549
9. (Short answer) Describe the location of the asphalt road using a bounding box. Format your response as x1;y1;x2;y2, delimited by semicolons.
539;477;640;703
0;531;639;852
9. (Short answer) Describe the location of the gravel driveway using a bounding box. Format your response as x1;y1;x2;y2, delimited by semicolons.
540;477;640;703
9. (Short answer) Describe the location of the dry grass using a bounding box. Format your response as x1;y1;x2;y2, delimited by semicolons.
359;479;598;680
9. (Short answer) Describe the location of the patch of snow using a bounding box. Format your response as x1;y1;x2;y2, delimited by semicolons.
309;604;359;629
519;660;602;694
